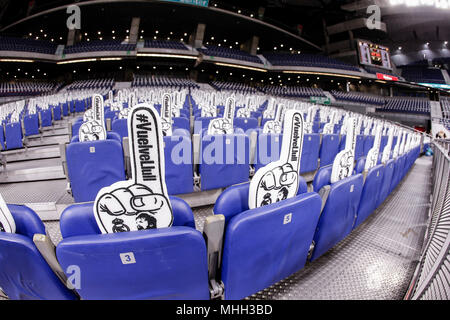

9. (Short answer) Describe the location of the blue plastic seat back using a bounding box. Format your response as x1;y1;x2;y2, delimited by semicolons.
40;109;52;127
377;159;395;207
111;118;128;140
5;122;23;150
164;135;194;195
363;135;374;156
354;157;366;175
300;133;320;174
173;117;190;132
75;100;86;113
312;165;332;192
379;136;388;153
52;106;62;121
353;164;385;229
311;173;364;261
234;117;258;133
220;192;322;300
66;139;126;202
70;132;122;144
254;132;282;172
23;114;40;136
319;134;339;167
61;103;69;116
0;205;77;300
199;133;250;190
57;197;209;300
214;179;308;224
355;135;365;159
193;117;217;134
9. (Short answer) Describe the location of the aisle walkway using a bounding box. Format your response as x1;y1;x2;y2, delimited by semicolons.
250;156;433;300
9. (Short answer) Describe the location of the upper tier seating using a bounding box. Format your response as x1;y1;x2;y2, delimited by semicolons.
331;90;385;106
144;40;188;50
261;85;326;98
0;82;58;97
0;36;58;55
379;97;430;114
65;79;115;91
263;52;360;72
132;75;199;88
401;66;445;84
210;81;259;94
63;40;135;54
198;45;262;64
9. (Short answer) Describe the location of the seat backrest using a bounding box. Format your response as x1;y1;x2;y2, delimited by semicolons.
164;135;194;195
355;134;365;159
214;178;308;224
319;134;339;167
0;205;77;300
377;159;395;207
111;118;128;140
199;133;250;190
310;173;364;261
300;133;320;174
234;117;258;133
57;197;208;300
23;114;39;136
220;192;322;300
254;131;282;172
353;164;385;229
66;139;126;202
363;135;375;156
5;122;23;150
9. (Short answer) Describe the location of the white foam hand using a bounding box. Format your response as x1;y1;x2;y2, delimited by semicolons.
94;104;173;234
79;94;107;142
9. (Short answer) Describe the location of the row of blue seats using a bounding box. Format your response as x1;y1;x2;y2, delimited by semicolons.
0;143;421;300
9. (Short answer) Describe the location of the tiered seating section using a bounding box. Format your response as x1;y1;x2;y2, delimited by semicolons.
63;40;135;54
262;85;326;98
0;83;423;301
144;40;188;50
264;53;360;72
132;75;199;88
380;97;431;114
210;81;258;93
65;78;115;91
198;45;262;64
401;66;445;84
331;90;385;106
0;81;57;97
0;36;57;54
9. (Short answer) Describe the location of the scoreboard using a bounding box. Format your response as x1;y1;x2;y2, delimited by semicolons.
357;39;392;70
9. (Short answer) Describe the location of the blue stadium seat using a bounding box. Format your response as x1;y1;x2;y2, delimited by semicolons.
300;133;320;174
199;133;250;190
5;122;23;150
319;134;339;167
23;114;40;136
253;132;282;172
52;105;62;121
311;166;364;261
0;205;77;300
56;197;209;300
363;135;375;156
40;109;52;127
234;117;258;133
353;164;385;229
377;159;395;207
66;138;126;202
214;181;321;300
0;125;5;150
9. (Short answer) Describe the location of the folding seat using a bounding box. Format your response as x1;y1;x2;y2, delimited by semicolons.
164;130;194;195
233;117;258;133
111;118;128;141
310;165;364;261
0;126;5;150
319;134;339;167
0;205;77;300
194;117;217;134
376;159;395;207
23;114;40;136
56;198;209;300
5;122;23;150
40;109;52;127
352;163;385;229
199;133;250;190
65;137;126;203
363;135;374;156
74;100;86;113
61;102;69;116
300;133;320;174
209;180;321;300
253;131;282;172
52;105;62;121
355;135;365;159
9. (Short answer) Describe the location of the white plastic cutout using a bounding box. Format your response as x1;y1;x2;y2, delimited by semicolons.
262;104;284;134
381;126;394;164
207;97;235;135
78;94;107;142
364;124;382;171
249;110;304;209
160;93;173;137
0;194;15;233
331;117;357;184
94;103;173;234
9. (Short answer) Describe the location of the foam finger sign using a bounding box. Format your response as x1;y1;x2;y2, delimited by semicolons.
94;103;173;234
331;117;357;183
381;126;394;164
161;93;173;136
263;104;284;134
364;123;382;171
0;194;15;233
208;97;235;135
249;110;304;209
79;94;107;142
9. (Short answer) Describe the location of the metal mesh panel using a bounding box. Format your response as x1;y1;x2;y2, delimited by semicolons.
406;141;450;300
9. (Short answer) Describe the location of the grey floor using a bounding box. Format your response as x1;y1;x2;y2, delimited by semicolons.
0;119;433;300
